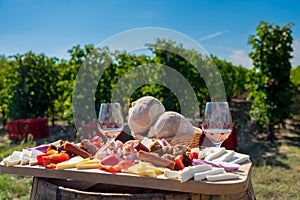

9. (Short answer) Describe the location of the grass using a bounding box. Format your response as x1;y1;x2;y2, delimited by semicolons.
0;174;32;200
0;135;36;200
252;145;300;199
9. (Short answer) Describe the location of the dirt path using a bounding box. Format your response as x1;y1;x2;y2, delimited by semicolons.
230;98;300;168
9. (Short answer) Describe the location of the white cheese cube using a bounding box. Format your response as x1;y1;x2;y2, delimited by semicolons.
204;148;226;161
180;164;212;182
227;152;250;164
21;149;31;165
212;150;235;162
164;169;181;179
5;151;22;166
206;173;240;181
194;168;225;181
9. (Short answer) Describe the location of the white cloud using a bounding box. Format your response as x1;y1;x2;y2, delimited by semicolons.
291;39;300;67
227;39;299;69
229;50;253;69
199;31;228;42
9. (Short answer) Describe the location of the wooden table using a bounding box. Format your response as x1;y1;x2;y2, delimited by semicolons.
0;161;255;199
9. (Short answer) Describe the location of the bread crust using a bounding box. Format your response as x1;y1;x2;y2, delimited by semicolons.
128;96;165;134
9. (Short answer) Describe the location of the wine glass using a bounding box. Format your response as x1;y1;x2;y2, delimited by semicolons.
202;102;232;148
97;103;124;144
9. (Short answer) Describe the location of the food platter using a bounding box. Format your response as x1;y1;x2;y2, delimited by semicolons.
0;160;252;195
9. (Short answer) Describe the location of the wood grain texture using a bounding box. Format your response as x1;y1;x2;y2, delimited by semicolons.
30;177;255;200
1;161;253;195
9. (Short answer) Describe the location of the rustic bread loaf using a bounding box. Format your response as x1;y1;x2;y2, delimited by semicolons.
148;111;195;139
128;96;165;135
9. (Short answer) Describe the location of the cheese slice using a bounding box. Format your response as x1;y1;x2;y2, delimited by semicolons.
21;149;31;165
206;173;240;181
212;150;235;162
190;164;213;174
76;163;98;169
123;161;167;177
29;149;44;166
164;169;181;179
204;148;226;161
56;156;86;169
137;162;166;174
173;168;193;182
2;156;11;166
180;165;213;183
4;151;22;166
164;164;213;182
76;159;99;169
194;168;225;181
227;152;250;164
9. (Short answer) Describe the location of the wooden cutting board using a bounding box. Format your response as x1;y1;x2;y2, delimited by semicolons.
0;161;252;195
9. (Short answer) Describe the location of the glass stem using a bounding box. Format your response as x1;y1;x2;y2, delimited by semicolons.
215;143;222;148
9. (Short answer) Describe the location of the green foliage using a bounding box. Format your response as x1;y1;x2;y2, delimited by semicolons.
247;21;293;140
212;56;249;100
0;174;32;200
146;39;208;115
8;52;60;120
0;39;249;127
0;138;37;200
0;55;18;125
291;65;300;89
63;44;101;124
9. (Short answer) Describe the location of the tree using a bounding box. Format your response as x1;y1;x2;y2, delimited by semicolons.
212;56;249;101
147;39;209;118
247;21;293;142
290;65;300;90
0;55;18;127
8;52;59;120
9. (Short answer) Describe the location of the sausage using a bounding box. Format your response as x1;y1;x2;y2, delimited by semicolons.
137;150;175;170
134;141;150;152
81;139;99;156
125;140;150;152
64;142;92;159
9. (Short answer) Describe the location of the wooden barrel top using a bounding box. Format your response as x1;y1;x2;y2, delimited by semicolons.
30;177;255;200
1;161;252;195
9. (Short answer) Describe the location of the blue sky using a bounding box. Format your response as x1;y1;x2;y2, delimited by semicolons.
1;0;300;68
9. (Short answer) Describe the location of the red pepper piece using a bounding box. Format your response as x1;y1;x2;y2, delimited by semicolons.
98;163;121;173
42;153;70;167
46;163;57;169
189;152;199;165
175;155;185;170
36;154;50;165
